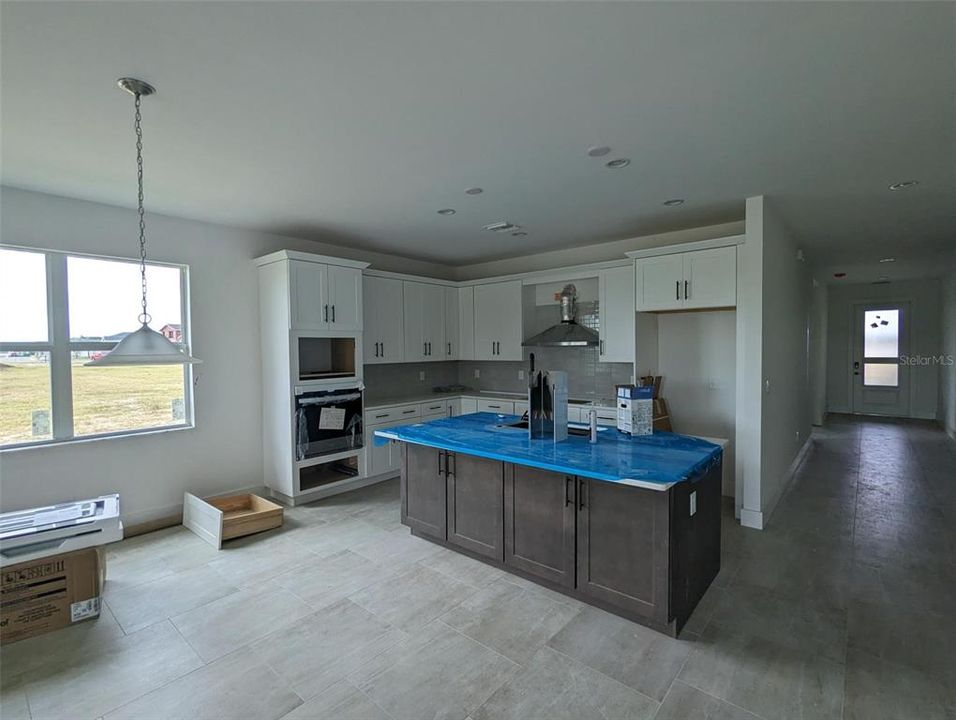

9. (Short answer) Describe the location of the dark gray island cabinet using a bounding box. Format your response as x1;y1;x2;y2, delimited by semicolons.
400;442;721;637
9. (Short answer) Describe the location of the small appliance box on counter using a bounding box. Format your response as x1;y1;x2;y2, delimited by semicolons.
617;385;654;436
0;547;105;645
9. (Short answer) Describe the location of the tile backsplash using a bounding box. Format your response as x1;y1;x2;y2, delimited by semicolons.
363;361;459;400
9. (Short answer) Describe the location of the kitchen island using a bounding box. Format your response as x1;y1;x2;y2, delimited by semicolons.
375;412;722;636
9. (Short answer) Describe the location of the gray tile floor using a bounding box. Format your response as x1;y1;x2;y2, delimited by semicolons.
2;415;954;719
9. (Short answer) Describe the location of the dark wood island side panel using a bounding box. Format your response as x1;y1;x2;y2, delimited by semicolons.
400;443;721;636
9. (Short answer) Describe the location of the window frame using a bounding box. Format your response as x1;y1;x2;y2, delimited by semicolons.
0;244;196;450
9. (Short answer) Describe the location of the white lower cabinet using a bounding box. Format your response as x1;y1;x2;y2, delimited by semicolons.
421;399;448;420
447;399;462;417
460;397;478;414
365;418;408;477
477;398;515;414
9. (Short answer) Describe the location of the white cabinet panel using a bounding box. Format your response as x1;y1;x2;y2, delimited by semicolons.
682;247;737;310
363;276;405;364
477;398;515;414
404;281;445;362
365;418;406;477
474;281;523;361
421;399;448;418
599;266;635;363
635;246;737;312
327;265;363;331
290;261;329;330
460;397;478;414
635;255;683;312
447;399;462;417
443;287;459;360
458;287;475;361
422;283;445;362
514;400;529;417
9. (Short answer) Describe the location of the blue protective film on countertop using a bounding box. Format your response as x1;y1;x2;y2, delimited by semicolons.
373;412;721;487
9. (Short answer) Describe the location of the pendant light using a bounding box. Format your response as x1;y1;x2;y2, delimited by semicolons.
87;78;201;366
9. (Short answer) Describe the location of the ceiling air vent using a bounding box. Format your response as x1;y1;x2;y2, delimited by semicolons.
483;221;520;233
872;279;891;285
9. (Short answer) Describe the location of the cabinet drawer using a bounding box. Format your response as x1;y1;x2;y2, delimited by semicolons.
366;404;421;424
477;399;515;414
420;400;448;417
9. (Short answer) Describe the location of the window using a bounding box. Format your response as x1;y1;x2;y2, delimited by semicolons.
0;246;194;448
862;309;900;388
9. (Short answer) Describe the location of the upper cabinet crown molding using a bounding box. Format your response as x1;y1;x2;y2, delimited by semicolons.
254;249;370;270
625;235;744;260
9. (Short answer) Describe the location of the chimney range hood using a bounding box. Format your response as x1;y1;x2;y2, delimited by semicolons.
522;284;599;348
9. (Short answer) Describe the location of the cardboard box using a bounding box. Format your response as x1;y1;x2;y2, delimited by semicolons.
1;547;105;645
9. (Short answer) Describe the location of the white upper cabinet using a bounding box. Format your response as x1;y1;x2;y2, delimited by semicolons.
457;286;475;361
290;260;329;330
635;254;684;312
474;280;523;360
403;281;445;362
681;247;737;310
363;275;405;364
326;265;363;331
599;265;635;363
443;286;459;360
635;245;736;312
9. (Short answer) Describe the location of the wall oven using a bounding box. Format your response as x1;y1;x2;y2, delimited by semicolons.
294;381;364;460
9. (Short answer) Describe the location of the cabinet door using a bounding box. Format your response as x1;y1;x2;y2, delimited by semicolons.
576;479;669;623
443;287;459;360
460;397;478;414
290;261;329;330
403;281;426;362
363;276;405;364
401;443;446;540
474;281;523;360
635;255;684;312
327;265;363;331
682;247;737;310
421;283;445;362
446;453;503;560
477;399;514;414
458;286;475;360
421;400;448;419
504;466;575;588
599;266;636;363
447;399;462;416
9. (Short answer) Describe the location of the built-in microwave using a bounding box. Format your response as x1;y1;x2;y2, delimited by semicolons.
294;382;364;460
293;332;361;386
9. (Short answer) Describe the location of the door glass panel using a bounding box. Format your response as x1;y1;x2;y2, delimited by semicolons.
863;310;899;359
864;363;898;387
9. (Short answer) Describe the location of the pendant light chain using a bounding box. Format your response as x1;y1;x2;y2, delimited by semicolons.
134;92;150;326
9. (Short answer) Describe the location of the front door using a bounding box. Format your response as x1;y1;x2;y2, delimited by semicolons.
851;302;910;417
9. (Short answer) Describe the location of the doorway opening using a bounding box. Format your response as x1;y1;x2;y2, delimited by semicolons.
851;302;910;417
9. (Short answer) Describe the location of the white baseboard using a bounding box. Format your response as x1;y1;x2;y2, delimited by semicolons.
739;507;763;530
122;483;268;536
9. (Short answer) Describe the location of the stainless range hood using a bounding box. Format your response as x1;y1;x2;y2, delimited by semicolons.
522;284;599;348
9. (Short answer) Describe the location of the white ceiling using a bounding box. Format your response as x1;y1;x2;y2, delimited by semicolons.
2;2;954;269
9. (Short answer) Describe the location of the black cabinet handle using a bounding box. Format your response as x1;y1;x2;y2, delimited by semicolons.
578;478;587;509
675;281;680;301
445;451;455;477
565;477;574;506
447;342;451;355
600;339;605;355
438;450;445;476
424;342;427;357
375;413;389;419
332;305;336;322
684;280;688;300
324;304;329;322
402;409;416;414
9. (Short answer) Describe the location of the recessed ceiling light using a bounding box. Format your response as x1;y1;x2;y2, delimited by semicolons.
512;232;527;237
465;187;483;195
605;158;630;169
437;208;456;216
879;257;895;263
662;198;685;206
483;221;519;233
587;146;611;157
888;180;919;191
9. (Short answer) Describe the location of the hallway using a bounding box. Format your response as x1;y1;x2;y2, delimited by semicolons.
711;414;956;719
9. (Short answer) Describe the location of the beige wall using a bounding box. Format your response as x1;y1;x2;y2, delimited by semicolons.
939;256;956;438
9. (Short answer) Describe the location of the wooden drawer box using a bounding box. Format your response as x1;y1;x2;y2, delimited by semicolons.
183;493;284;549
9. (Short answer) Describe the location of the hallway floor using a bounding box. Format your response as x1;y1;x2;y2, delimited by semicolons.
1;416;954;720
